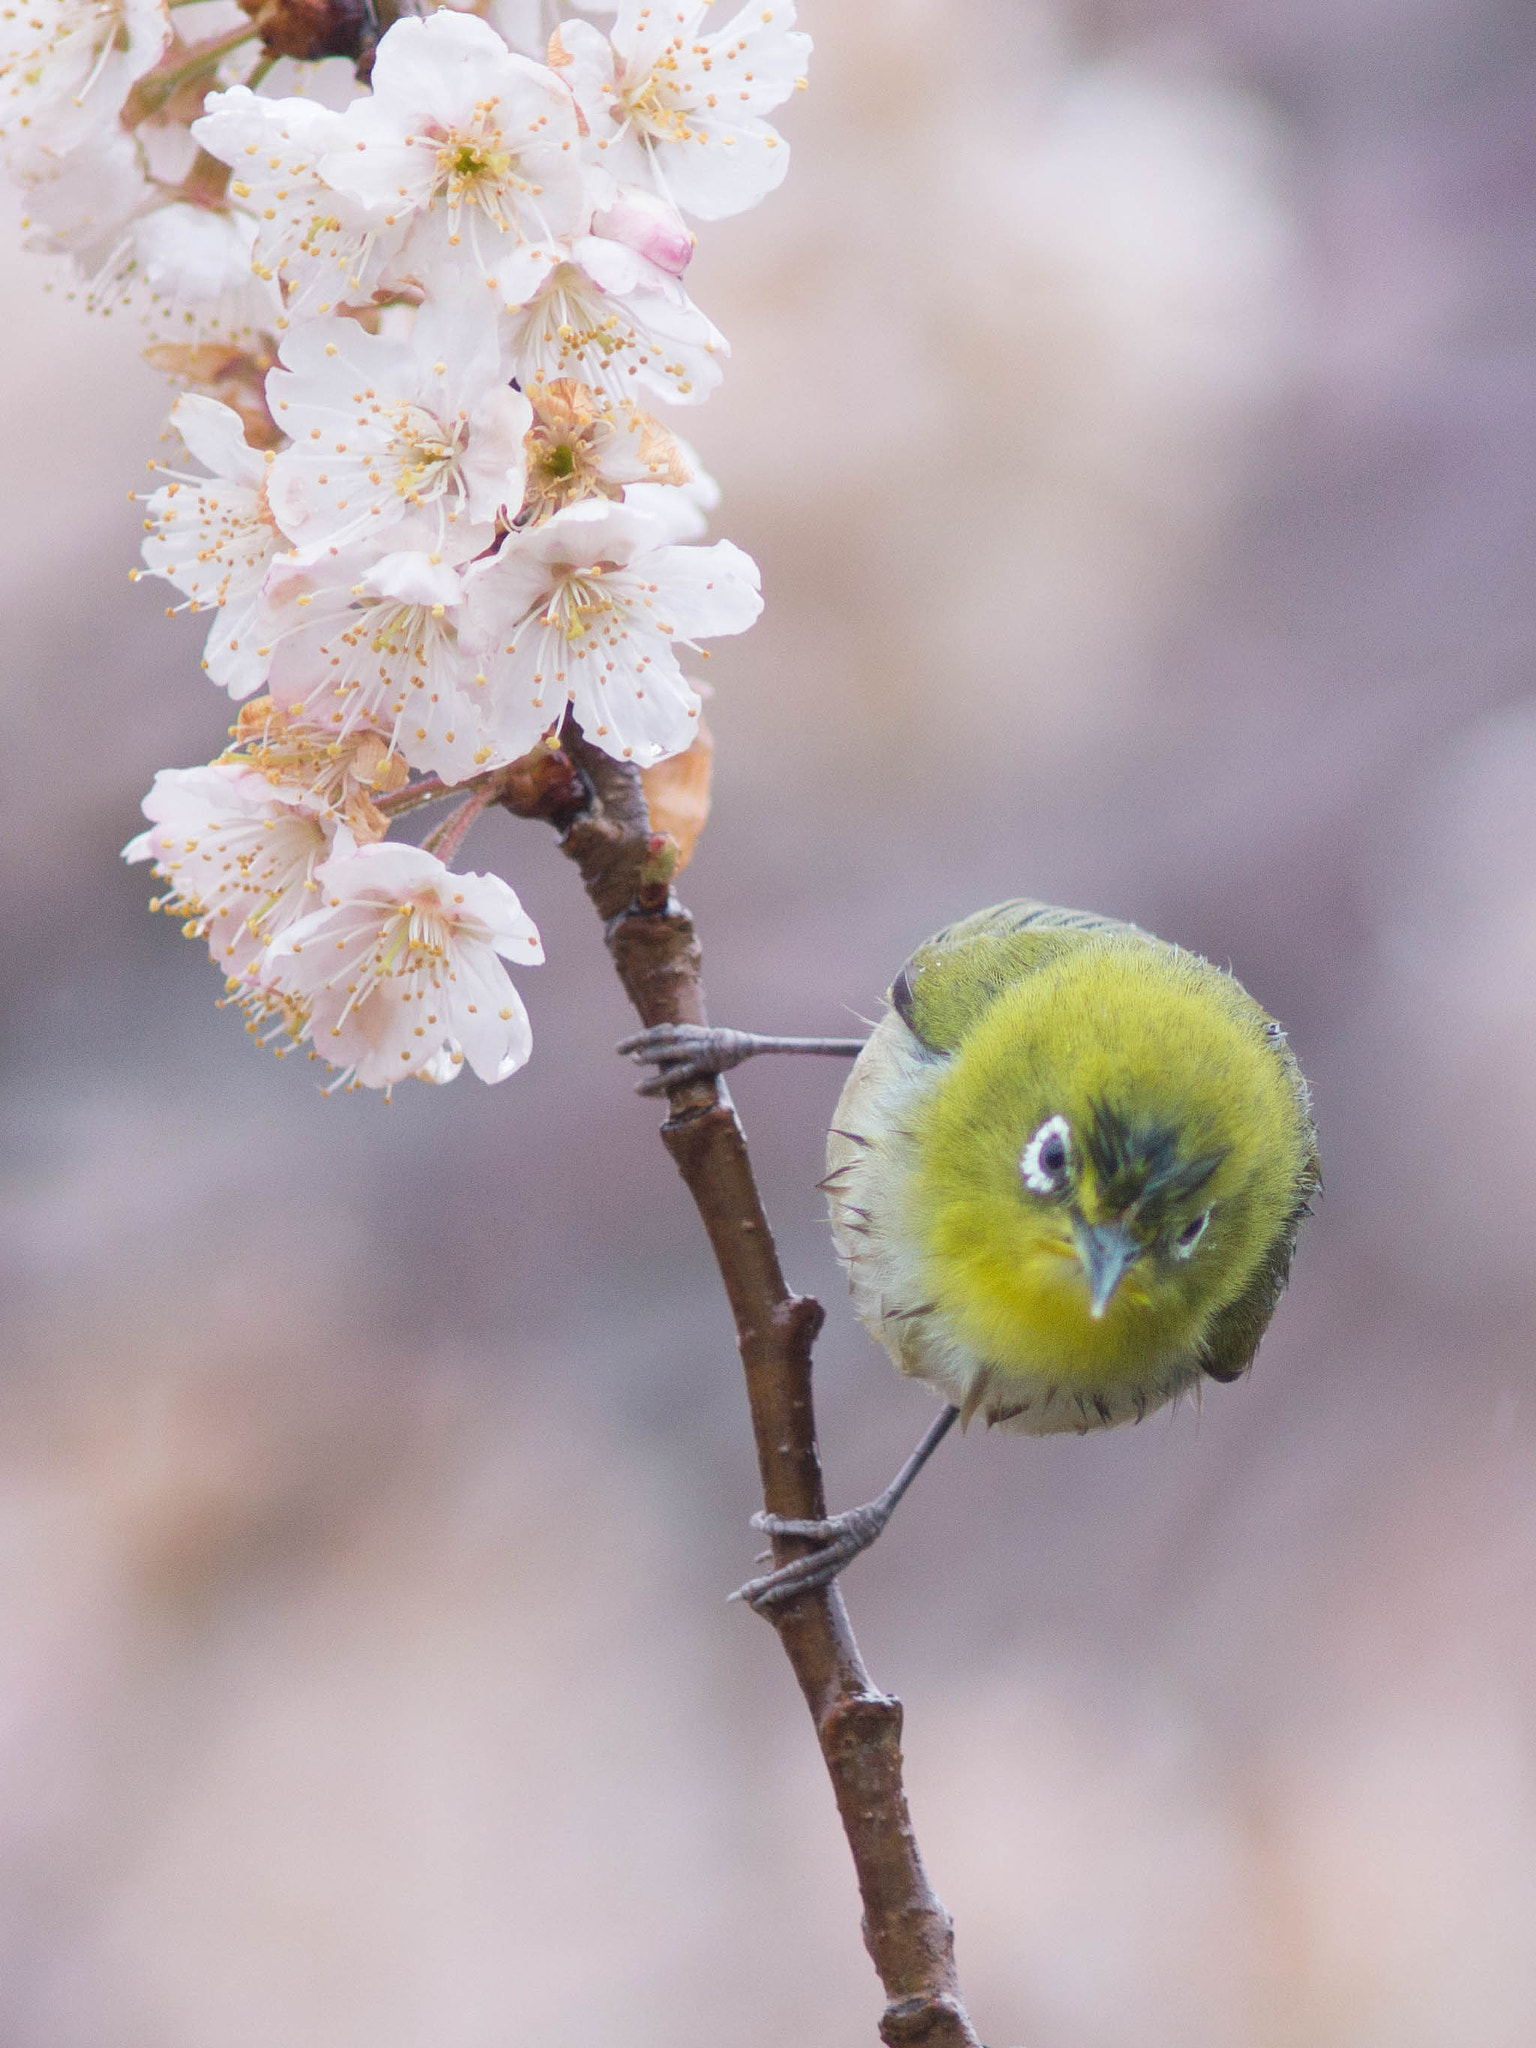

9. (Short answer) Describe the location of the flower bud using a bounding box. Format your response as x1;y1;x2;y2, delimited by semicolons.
591;188;695;279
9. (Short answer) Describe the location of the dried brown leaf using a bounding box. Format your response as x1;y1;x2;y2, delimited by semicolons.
639;719;713;871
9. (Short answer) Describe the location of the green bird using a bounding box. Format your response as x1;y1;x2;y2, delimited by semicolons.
621;899;1319;1608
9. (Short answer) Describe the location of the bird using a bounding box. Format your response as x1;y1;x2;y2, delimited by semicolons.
620;898;1319;1609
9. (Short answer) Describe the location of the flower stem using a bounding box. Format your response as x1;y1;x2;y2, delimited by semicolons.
129;23;261;114
421;788;494;866
375;774;449;818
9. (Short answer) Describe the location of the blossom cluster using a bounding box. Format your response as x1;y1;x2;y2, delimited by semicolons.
2;0;806;1089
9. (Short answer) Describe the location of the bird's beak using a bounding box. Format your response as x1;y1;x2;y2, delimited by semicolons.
1072;1218;1141;1319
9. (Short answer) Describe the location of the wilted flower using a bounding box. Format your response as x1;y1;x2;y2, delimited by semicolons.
519;376;689;524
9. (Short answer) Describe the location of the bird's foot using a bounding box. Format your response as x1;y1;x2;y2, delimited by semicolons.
616;1023;763;1095
729;1499;892;1611
618;1024;869;1095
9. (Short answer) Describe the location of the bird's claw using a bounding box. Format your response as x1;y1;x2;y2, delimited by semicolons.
729;1502;891;1611
616;1023;757;1095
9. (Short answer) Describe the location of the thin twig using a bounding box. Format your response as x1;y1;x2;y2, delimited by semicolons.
375;774;449;819
421;786;493;866
130;22;260;110
506;722;982;2048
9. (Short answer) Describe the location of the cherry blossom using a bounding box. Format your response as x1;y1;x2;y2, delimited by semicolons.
191;87;373;319
265;301;530;563
315;11;589;308
123;762;351;986
87;200;283;345
0;0;169;164
6;0;810;1089
555;0;809;220
17;125;151;268
219;697;409;843
501;235;726;410
264;841;544;1088
461;497;760;763
261;549;495;782
138;392;285;699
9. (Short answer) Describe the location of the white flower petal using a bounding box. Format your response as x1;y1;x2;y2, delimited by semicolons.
644;538;762;638
17;126;150;268
192;87;377;319
501;247;725;408
266;308;527;562
170;391;270;491
461;502;756;765
266;842;541;1089
316;14;589;299
263;551;494;781
0;0;169;164
124;763;349;984
139;397;283;700
569;0;810;223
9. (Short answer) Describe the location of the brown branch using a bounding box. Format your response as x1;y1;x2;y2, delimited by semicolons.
239;0;422;76
237;0;371;64
505;726;982;2048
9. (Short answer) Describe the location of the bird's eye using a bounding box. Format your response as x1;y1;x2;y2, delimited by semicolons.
1020;1114;1073;1196
1172;1210;1211;1259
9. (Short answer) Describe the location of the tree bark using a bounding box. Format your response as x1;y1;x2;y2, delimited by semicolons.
505;729;982;2048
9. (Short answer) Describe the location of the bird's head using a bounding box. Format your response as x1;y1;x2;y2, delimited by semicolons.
1017;1098;1223;1320
906;943;1312;1379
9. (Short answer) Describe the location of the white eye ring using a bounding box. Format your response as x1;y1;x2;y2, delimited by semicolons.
1172;1211;1211;1260
1021;1114;1073;1195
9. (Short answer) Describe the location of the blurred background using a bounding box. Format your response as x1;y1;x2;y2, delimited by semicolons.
4;0;1536;2041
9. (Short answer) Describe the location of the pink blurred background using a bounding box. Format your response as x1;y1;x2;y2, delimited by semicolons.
5;0;1536;2041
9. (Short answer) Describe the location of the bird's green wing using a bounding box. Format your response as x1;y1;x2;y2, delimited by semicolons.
1196;1032;1321;1383
891;899;1156;1056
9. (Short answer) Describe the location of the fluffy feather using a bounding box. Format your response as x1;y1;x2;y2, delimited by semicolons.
826;900;1318;1435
